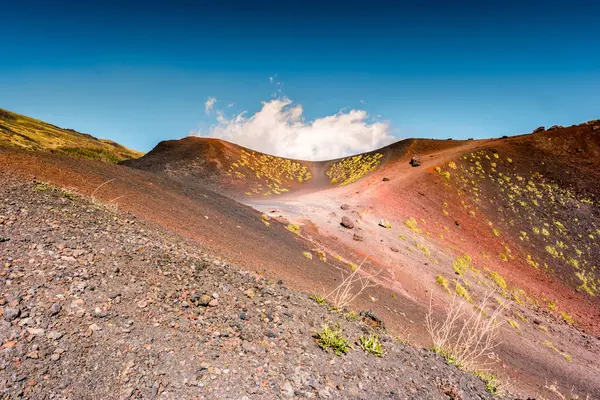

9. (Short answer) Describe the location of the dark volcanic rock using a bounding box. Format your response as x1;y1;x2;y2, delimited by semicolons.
340;216;354;229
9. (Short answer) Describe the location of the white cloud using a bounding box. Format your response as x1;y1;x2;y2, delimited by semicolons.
193;97;395;161
204;97;217;114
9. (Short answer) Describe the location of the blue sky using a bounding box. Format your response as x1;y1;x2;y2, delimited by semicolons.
1;0;599;157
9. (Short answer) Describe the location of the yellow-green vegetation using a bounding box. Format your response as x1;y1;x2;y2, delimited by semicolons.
435;167;451;180
472;371;501;395
344;311;360;321
414;242;431;257
359;334;383;357
489;271;507;290
507;319;520;330
436;275;450;291
326;153;383;186
309;294;327;305
0;108;142;162
449;147;599;298
314;325;351;356
514;311;527;322
316;250;327;262
303;251;313;260
454;281;472;302
35;181;50;191
404;217;421;233
452;254;472;276
228;149;312;196
561;311;574;324
260;214;271;226
286;224;300;235
541;340;572;362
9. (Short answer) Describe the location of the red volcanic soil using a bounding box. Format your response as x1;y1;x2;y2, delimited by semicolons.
3;121;600;398
124;124;600;397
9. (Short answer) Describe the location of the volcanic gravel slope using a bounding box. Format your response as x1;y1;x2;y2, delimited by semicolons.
0;172;498;399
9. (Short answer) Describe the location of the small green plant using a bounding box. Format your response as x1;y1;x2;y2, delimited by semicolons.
561;311;574;324
309;294;327;305
454;281;472;302
261;214;271;226
436;275;450;291
286;224;300;235
404;217;421;233
473;371;501;395
359;334;383;357
314;325;351;356
62;190;76;201
35;181;49;191
452;254;472;276
344;311;360;321
316;250;327;262
489;271;507;290
507;319;519;330
303;251;313;260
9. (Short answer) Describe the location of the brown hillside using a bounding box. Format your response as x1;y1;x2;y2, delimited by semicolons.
2;118;600;399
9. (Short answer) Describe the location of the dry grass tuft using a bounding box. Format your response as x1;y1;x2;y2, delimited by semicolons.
324;257;380;310
425;293;505;373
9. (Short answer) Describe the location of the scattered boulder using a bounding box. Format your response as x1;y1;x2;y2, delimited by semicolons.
359;310;385;329
378;219;391;229
593;125;600;131
390;246;399;253
352;233;364;242
2;307;20;321
548;125;563;130
533;126;545;133
340;204;350;210
409;156;422;167
382;177;390;182
340;216;354;229
198;294;212;306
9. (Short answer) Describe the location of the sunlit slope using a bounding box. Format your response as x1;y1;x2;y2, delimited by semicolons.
0;108;143;162
124;135;474;198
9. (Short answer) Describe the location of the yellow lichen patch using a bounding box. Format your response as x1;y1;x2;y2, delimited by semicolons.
327;153;383;186
436;275;450;292
261;214;271;226
452;254;472;276
489;271;507;290
404;217;421;233
507;319;520;330
316;250;327;262
229;149;312;196
286;224;301;235
454;281;472;302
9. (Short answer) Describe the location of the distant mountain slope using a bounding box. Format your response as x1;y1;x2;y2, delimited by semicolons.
123;135;472;198
0;107;143;162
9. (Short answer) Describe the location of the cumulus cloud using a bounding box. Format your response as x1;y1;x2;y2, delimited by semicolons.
194;97;395;161
204;97;217;114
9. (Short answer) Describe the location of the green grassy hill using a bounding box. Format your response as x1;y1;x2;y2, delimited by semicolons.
0;108;143;163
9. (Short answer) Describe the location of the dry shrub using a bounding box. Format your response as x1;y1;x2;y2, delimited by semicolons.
324;257;380;310
425;293;505;372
